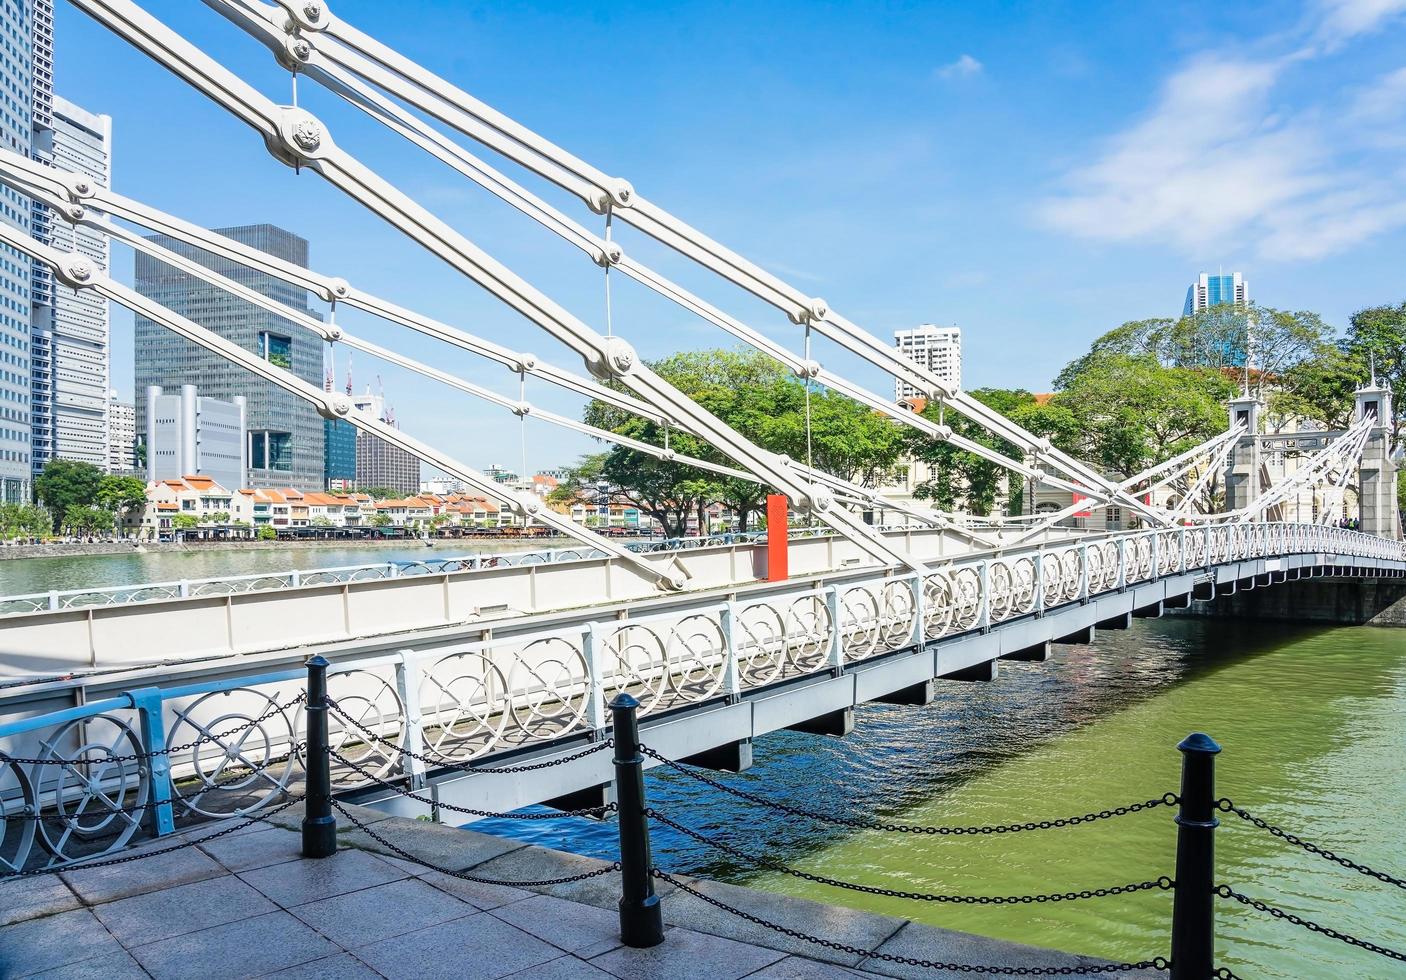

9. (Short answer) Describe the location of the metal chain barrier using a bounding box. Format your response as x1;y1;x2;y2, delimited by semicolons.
655;870;1168;975
641;745;1177;834
1214;885;1406;963
0;797;304;881
329;798;621;887
649;810;1172;905
329;749;616;820
1217;800;1406;890
325;699;613;773
0;693;307;767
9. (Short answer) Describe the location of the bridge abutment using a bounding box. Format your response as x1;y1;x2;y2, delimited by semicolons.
1189;574;1406;626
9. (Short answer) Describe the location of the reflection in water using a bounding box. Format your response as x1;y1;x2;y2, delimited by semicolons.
474;618;1406;980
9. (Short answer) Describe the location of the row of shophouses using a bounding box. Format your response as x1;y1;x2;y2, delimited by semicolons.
131;475;661;537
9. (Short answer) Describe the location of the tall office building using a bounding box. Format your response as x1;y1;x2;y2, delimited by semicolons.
134;224;325;490
108;390;135;472
350;390;420;495
0;1;54;503
31;95;112;473
894;324;961;401
1183;272;1249;315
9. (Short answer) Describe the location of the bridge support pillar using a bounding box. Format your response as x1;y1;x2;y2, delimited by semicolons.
1096;612;1132;630
1224;395;1264;515
1355;382;1401;539
679;739;753;773
1001;641;1050;663
543;783;611;816
874;680;935;706
943;659;998;682
1193;580;1216;601
1133;601;1164;619
787;707;855;737
1165;591;1193;609
1053;625;1095;644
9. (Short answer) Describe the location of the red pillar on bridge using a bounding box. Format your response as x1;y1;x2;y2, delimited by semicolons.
766;494;789;582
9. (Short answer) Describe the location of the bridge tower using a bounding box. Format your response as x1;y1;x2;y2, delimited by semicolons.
1223;394;1264;515
1354;381;1399;539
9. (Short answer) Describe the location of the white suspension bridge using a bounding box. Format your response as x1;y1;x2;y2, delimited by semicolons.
2;0;1404;872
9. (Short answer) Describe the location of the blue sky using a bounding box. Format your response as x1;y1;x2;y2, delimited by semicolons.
52;0;1406;474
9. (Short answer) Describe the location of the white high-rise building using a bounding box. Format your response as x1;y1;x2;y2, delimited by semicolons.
894;324;961;401
0;0;53;503
1183;272;1248;315
32;96;112;471
108;390;135;472
146;384;247;492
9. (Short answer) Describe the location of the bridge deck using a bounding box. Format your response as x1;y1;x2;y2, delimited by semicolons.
0;800;1147;980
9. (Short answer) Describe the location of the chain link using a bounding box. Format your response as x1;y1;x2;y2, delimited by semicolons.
329;749;616;820
655;870;1167;975
641;746;1177;834
1212;968;1246;979
649;810;1172;906
1217;800;1405;890
0;797;304;881
325;699;612;774
329;798;621;886
0;693;306;767
1215;885;1406;963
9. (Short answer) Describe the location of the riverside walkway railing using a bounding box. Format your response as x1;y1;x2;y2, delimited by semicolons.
0;528;827;616
9;661;1404;978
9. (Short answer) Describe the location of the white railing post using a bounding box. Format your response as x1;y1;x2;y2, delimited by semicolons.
289;570;301;588
178;579;190;598
909;572;925;648
1117;537;1128;589
719;602;742;699
825;586;844;671
393;650;428;791
386;562;399;579
979;559;993;628
1035;550;1046;615
1078;545;1090;601
584;624;609;731
46;590;58;611
1178;528;1189;573
1204;525;1213;568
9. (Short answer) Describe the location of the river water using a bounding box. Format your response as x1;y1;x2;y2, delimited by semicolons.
475;618;1406;979
0;540;554;595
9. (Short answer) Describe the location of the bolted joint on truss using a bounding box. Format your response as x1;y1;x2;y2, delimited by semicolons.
591;241;624;268
273;0;332;34
54;253;96;290
265;106;334;170
315;394;353;421
588;336;639;380
786;297;830;326
585;179;636;214
793;359;822;380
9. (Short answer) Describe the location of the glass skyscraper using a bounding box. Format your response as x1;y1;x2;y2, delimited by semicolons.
134;224;325;490
0;0;53;503
1183;272;1249;316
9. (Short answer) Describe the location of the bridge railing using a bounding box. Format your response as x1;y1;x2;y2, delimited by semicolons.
3;522;1403;874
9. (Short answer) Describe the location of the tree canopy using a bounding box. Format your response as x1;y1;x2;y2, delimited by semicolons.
34;460;105;532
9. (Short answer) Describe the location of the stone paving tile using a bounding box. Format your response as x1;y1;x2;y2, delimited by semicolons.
257;952;385;979
500;954;617;979
26;948;150;979
859;922;1109;980
130;909;342;980
662;876;906;968
60;843;225;905
239;850;407;908
589;925;787;980
746;955;888;979
487;893;620;955
415;869;535;910
289;877;476;950
467;845;642;911
0;908;125;978
0;875;81;927
200;826;304;873
92;873;277;948
353;912;564;980
337;815;526;872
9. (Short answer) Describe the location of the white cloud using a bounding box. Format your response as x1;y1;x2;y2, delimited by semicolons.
936;54;983;80
1037;40;1406;261
1314;0;1406;44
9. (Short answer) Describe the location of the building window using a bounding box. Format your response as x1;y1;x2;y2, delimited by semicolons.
258;331;292;370
251;430;294;471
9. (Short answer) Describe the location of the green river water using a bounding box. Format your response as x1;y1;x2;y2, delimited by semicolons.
746;622;1406;978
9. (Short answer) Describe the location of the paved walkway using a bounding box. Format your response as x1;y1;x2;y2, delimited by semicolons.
0;802;1149;979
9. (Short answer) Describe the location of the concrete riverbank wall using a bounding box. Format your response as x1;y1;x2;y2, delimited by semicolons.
0;536;546;561
1185;575;1406;626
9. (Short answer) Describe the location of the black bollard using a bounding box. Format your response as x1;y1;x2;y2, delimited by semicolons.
612;693;664;948
1169;732;1220;980
301;655;338;858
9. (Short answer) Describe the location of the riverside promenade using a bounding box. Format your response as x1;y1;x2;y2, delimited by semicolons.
0;800;1143;980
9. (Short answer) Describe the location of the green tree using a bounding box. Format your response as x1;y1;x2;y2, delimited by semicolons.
172;513;199;531
904;388;1040;516
95;475;147;516
358;486;405;500
311;516;333;527
369;513;393;528
0;502;52;541
1341;301;1406;449
63;505;114;537
207;511;231;525
256;524;277;540
34;459;104;531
